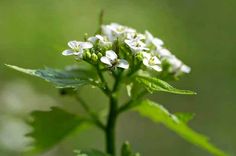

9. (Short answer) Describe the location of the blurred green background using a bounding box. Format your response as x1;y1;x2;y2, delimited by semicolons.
0;0;235;155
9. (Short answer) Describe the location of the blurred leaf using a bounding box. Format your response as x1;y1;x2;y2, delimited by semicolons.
121;141;140;156
175;112;195;124
27;107;87;152
133;100;227;156
136;76;196;95
74;149;110;156
6;64;98;89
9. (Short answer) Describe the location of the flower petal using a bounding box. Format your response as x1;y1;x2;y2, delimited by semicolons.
158;48;171;57
100;56;112;66
152;38;164;46
88;36;97;43
95;35;104;41
62;49;74;56
151;65;162;72
117;59;129;69
168;56;182;68
73;51;83;58
105;50;117;61
142;52;151;59
143;58;150;67
180;64;191;73
152;56;161;64
68;41;79;49
79;42;93;49
145;30;154;40
74;52;84;60
102;25;114;42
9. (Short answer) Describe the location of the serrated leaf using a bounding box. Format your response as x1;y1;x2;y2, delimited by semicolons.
27;107;87;152
133;100;227;156
6;64;98;89
136;76;196;95
175;112;195;124
74;149;110;156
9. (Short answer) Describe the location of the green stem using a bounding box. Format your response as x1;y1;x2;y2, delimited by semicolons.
106;93;118;155
105;70;122;155
96;66;111;96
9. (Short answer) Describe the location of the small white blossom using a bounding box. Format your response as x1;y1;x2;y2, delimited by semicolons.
142;52;162;72
154;48;172;57
102;23;136;42
125;39;149;54
180;64;191;73
62;41;93;59
61;22;191;76
88;35;112;47
127;33;145;41
100;50;129;69
164;55;191;73
145;30;164;47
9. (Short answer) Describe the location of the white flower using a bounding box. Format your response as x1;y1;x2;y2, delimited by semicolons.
125;39;149;54
62;41;93;59
100;50;129;69
145;30;164;47
154;48;172;57
142;52;162;72
127;33;145;41
164;55;191;73
88;35;112;47
102;23;136;42
180;64;191;73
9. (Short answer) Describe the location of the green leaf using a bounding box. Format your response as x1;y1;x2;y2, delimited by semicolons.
136;76;196;95
175;112;195;124
6;64;98;89
133;100;227;156
74;149;110;156
27;107;87;152
121;141;140;156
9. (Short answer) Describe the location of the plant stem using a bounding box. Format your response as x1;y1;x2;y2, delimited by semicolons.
106;93;118;155
105;70;122;156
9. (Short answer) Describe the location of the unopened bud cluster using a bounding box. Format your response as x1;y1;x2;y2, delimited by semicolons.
62;23;190;77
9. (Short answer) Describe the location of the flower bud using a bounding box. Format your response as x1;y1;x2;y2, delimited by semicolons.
84;33;88;41
85;51;91;59
136;53;143;61
91;53;98;62
97;52;103;59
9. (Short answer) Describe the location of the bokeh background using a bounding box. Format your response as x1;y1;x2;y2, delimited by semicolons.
0;0;235;155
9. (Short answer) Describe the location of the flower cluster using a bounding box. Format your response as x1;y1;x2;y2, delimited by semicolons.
62;23;190;77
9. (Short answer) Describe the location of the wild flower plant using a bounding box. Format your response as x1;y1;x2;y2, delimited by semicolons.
6;22;227;156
